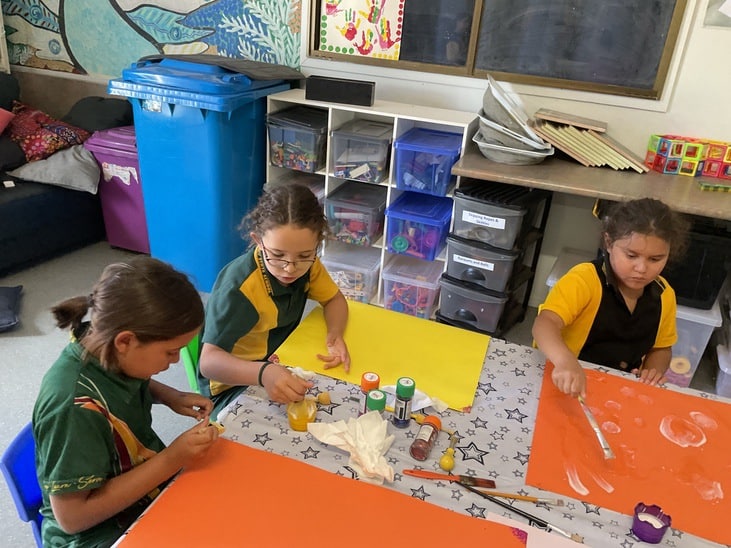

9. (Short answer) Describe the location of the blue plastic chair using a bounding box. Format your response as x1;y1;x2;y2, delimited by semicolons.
1;422;43;547
181;333;201;394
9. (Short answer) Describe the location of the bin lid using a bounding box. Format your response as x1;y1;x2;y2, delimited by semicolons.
84;126;140;160
108;58;291;112
394;127;462;155
386;192;453;223
84;126;137;155
455;179;550;211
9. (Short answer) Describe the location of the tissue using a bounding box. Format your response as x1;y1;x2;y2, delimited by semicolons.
308;411;395;484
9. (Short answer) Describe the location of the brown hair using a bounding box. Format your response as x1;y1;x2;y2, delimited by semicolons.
240;184;329;243
601;198;690;262
52;256;203;371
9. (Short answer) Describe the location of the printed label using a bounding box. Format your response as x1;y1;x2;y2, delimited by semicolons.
102;163;139;186
462;210;506;230
453;253;495;272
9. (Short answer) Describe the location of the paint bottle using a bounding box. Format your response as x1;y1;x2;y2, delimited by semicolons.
366;389;387;416
409;415;442;461
359;372;380;415
391;376;415;428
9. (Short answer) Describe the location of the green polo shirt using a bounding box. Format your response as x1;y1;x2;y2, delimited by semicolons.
200;246;339;407
539;256;677;371
33;340;166;548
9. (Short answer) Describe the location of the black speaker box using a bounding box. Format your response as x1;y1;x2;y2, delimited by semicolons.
305;76;375;107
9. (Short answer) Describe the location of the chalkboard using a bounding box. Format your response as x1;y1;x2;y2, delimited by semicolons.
475;0;684;96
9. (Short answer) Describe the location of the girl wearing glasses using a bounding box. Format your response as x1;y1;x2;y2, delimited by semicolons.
199;184;350;415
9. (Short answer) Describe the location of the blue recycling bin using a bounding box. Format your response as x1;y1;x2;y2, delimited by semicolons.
108;58;290;291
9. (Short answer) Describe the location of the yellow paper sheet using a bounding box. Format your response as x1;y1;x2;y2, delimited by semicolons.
275;301;490;411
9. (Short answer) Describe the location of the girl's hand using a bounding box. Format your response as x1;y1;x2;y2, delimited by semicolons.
632;366;667;386
316;335;351;372
551;361;587;398
167;420;219;463
165;391;213;420
261;362;314;404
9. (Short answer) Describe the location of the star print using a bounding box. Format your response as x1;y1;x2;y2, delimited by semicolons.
513;451;529;465
490;430;505;441
582;501;601;515
342;466;358;479
499;425;509;433
512;367;526;377
239;419;251;429
458;441;489;464
471;416;488;429
518;397;527;405
466;503;486;518
487;442;498;451
591;520;604;529
494;349;506;357
620;537;636;547
479;382;496;396
229;402;243;415
451;489;463;500
505;407;528;422
301;446;319;459
511;469;524;478
410;486;429;500
518;387;532;395
253;432;272;445
496;395;506;402
291;435;303;445
317;402;339;416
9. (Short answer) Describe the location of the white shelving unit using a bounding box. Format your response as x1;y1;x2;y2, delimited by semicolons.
266;88;478;308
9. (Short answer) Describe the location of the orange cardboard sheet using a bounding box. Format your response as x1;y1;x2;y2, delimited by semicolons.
527;364;731;545
275;301;490;411
119;440;526;547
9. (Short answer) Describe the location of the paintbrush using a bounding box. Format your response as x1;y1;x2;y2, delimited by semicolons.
577;395;615;459
459;482;584;543
474;488;564;506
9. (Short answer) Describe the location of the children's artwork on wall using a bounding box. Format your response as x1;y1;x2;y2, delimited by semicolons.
0;0;301;77
527;363;731;545
318;0;404;60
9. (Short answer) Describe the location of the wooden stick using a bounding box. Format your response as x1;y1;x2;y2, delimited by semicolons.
459;482;584;543
475;488;564;506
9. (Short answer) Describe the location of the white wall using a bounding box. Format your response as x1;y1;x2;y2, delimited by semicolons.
301;0;731;306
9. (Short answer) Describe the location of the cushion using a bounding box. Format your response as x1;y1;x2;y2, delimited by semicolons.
6;101;91;162
0;107;14;134
0;73;20;111
0;285;23;333
61;97;133;132
7;145;101;194
0;135;26;171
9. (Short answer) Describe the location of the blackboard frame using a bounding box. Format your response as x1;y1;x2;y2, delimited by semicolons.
308;0;688;100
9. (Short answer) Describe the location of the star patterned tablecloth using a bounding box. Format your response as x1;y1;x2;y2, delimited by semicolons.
217;337;725;548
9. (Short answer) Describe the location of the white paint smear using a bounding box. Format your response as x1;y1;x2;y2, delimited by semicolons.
566;462;590;496
659;415;707;447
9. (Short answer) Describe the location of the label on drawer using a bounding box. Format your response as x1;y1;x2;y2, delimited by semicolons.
453;253;495;271
462;210;506;230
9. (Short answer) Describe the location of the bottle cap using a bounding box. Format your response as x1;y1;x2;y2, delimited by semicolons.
396;376;416;398
422;414;442;431
366;389;387;412
360;372;380;392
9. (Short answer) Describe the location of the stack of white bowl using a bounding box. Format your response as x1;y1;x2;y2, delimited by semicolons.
473;76;554;165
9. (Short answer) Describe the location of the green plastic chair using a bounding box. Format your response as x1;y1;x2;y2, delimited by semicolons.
181;334;201;394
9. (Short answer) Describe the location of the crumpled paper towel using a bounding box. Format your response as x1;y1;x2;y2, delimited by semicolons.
308;411;395;484
379;386;449;413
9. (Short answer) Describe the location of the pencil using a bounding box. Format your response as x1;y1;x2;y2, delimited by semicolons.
459;482;584;543
474;488;564;506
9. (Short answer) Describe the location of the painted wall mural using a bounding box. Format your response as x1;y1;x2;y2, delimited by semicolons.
0;0;301;77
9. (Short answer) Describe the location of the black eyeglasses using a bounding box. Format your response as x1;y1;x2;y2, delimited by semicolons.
260;242;317;270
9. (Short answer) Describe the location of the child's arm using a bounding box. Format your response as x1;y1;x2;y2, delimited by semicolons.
49;420;218;534
317;291;351;372
532;309;587;398
148;380;212;420
199;343;313;404
632;346;671;386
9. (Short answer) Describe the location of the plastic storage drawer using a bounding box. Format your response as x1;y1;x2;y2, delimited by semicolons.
438;274;509;333
267;106;328;172
453;180;549;250
265;172;325;205
385;192;452;261
381;254;444;318
330;119;392;183
665;299;722;388
394;128;462;196
321;242;381;303
445;233;521;292
325;181;386;246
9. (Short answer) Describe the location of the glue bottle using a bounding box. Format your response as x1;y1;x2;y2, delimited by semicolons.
391;376;415;428
359;372;380;415
410;415;442;461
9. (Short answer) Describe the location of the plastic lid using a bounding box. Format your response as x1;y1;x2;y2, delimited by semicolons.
267;106;328;132
332;119;393;142
422;415;442;431
385;192;453;223
361;372;380;392
396;377;416;398
326;181;387;211
455;179;549;211
394;127;462;155
366;389;387;411
84;126;138;155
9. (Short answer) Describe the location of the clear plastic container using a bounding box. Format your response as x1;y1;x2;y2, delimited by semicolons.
385;192;452;261
438;274;509;333
330;119;392;183
325;182;387;246
266;106;328;172
321;242;381;303
381;254;444;318
445;233;521;292
394;128;462;196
